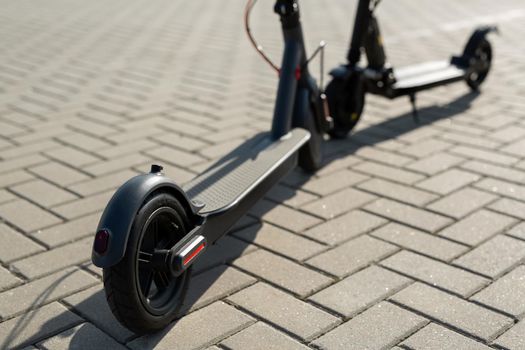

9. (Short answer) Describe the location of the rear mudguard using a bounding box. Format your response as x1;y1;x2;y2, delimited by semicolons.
91;170;201;268
452;26;498;67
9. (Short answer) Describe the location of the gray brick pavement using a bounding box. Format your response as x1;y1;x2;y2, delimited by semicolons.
1;0;525;348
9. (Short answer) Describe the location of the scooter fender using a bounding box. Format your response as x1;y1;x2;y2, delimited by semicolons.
463;26;498;58
453;26;498;67
329;65;351;79
91;172;200;268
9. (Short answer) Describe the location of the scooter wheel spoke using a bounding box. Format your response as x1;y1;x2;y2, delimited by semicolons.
138;267;155;296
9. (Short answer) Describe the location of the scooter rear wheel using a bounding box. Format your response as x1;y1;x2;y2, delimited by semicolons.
103;193;191;334
466;39;492;91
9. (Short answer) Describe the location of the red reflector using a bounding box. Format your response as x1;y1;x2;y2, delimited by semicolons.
183;242;205;266
94;229;110;255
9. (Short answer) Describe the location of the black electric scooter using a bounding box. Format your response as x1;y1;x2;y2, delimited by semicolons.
325;0;497;138
91;0;496;334
91;0;330;334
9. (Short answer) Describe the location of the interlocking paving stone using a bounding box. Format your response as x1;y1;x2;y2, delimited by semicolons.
440;131;501;150
0;189;15;204
11;237;92;279
301;169;368;196
233;249;332;297
307;235;398;277
38;323;127;350
426;187;497;219
405;152;465;175
28;162;90;186
0;170;34;188
438;209;517;246
475;177;525;202
507;222;525;240
364;198;453;233
227;283;340;341
489;198;525;219
400;138;452;158
357;178;438;206
220;322;310;350
449;145;519;166
0;223;45;263
67;169;136;196
381;251;489;297
31;212;101;248
63;285;134;343
460;160;525;183
316;155;361;176
354;161;425;184
356;147;414;166
128;302;255;350
415;169;480;195
301;187;377;219
371;223;468;261
391;282;513;341
303;210;386;246
0;265;21;291
494;320;525;349
501;138;525;157
0;154;47;175
51;191;113;220
401;323;492;350
453;235;525;278
144;146;205;168
11;180;77;207
0;199;62;232
232;223;325;261
309;265;411;318
471;266;525;318
182;265;256;313
0;267;98;319
84;153;150;176
249;200;322;233
0;302;83;350
44;147;101;167
265;184;318;208
192;235;257;274
312;302;427;350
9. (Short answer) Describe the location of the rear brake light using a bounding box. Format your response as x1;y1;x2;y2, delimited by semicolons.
183;242;206;266
94;229;110;255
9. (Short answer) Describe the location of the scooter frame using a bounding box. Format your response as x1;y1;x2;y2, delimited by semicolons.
92;0;327;334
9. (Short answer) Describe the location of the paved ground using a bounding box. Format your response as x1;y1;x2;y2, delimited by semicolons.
1;0;525;348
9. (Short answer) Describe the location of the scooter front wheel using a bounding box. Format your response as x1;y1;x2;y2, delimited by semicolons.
326;75;365;139
103;193;192;334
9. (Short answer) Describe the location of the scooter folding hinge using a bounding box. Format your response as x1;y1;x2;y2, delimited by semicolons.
409;93;419;124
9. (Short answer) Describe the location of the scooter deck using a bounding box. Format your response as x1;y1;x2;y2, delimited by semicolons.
393;60;466;93
183;128;310;215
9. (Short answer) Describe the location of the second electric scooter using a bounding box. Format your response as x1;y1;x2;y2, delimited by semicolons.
92;0;330;333
325;0;496;138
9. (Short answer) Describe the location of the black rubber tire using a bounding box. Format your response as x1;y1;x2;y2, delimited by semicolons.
298;105;323;172
466;39;492;91
103;193;191;334
326;76;365;139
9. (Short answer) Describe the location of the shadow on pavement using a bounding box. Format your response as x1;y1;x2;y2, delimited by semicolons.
9;90;479;349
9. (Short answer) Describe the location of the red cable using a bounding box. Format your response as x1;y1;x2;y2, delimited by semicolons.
244;0;280;74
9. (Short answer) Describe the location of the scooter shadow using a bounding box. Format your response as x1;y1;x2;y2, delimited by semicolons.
19;90;479;349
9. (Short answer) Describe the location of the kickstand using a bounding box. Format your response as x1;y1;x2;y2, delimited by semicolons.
409;93;419;124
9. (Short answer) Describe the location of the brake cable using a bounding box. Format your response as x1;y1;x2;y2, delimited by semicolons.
244;0;280;74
